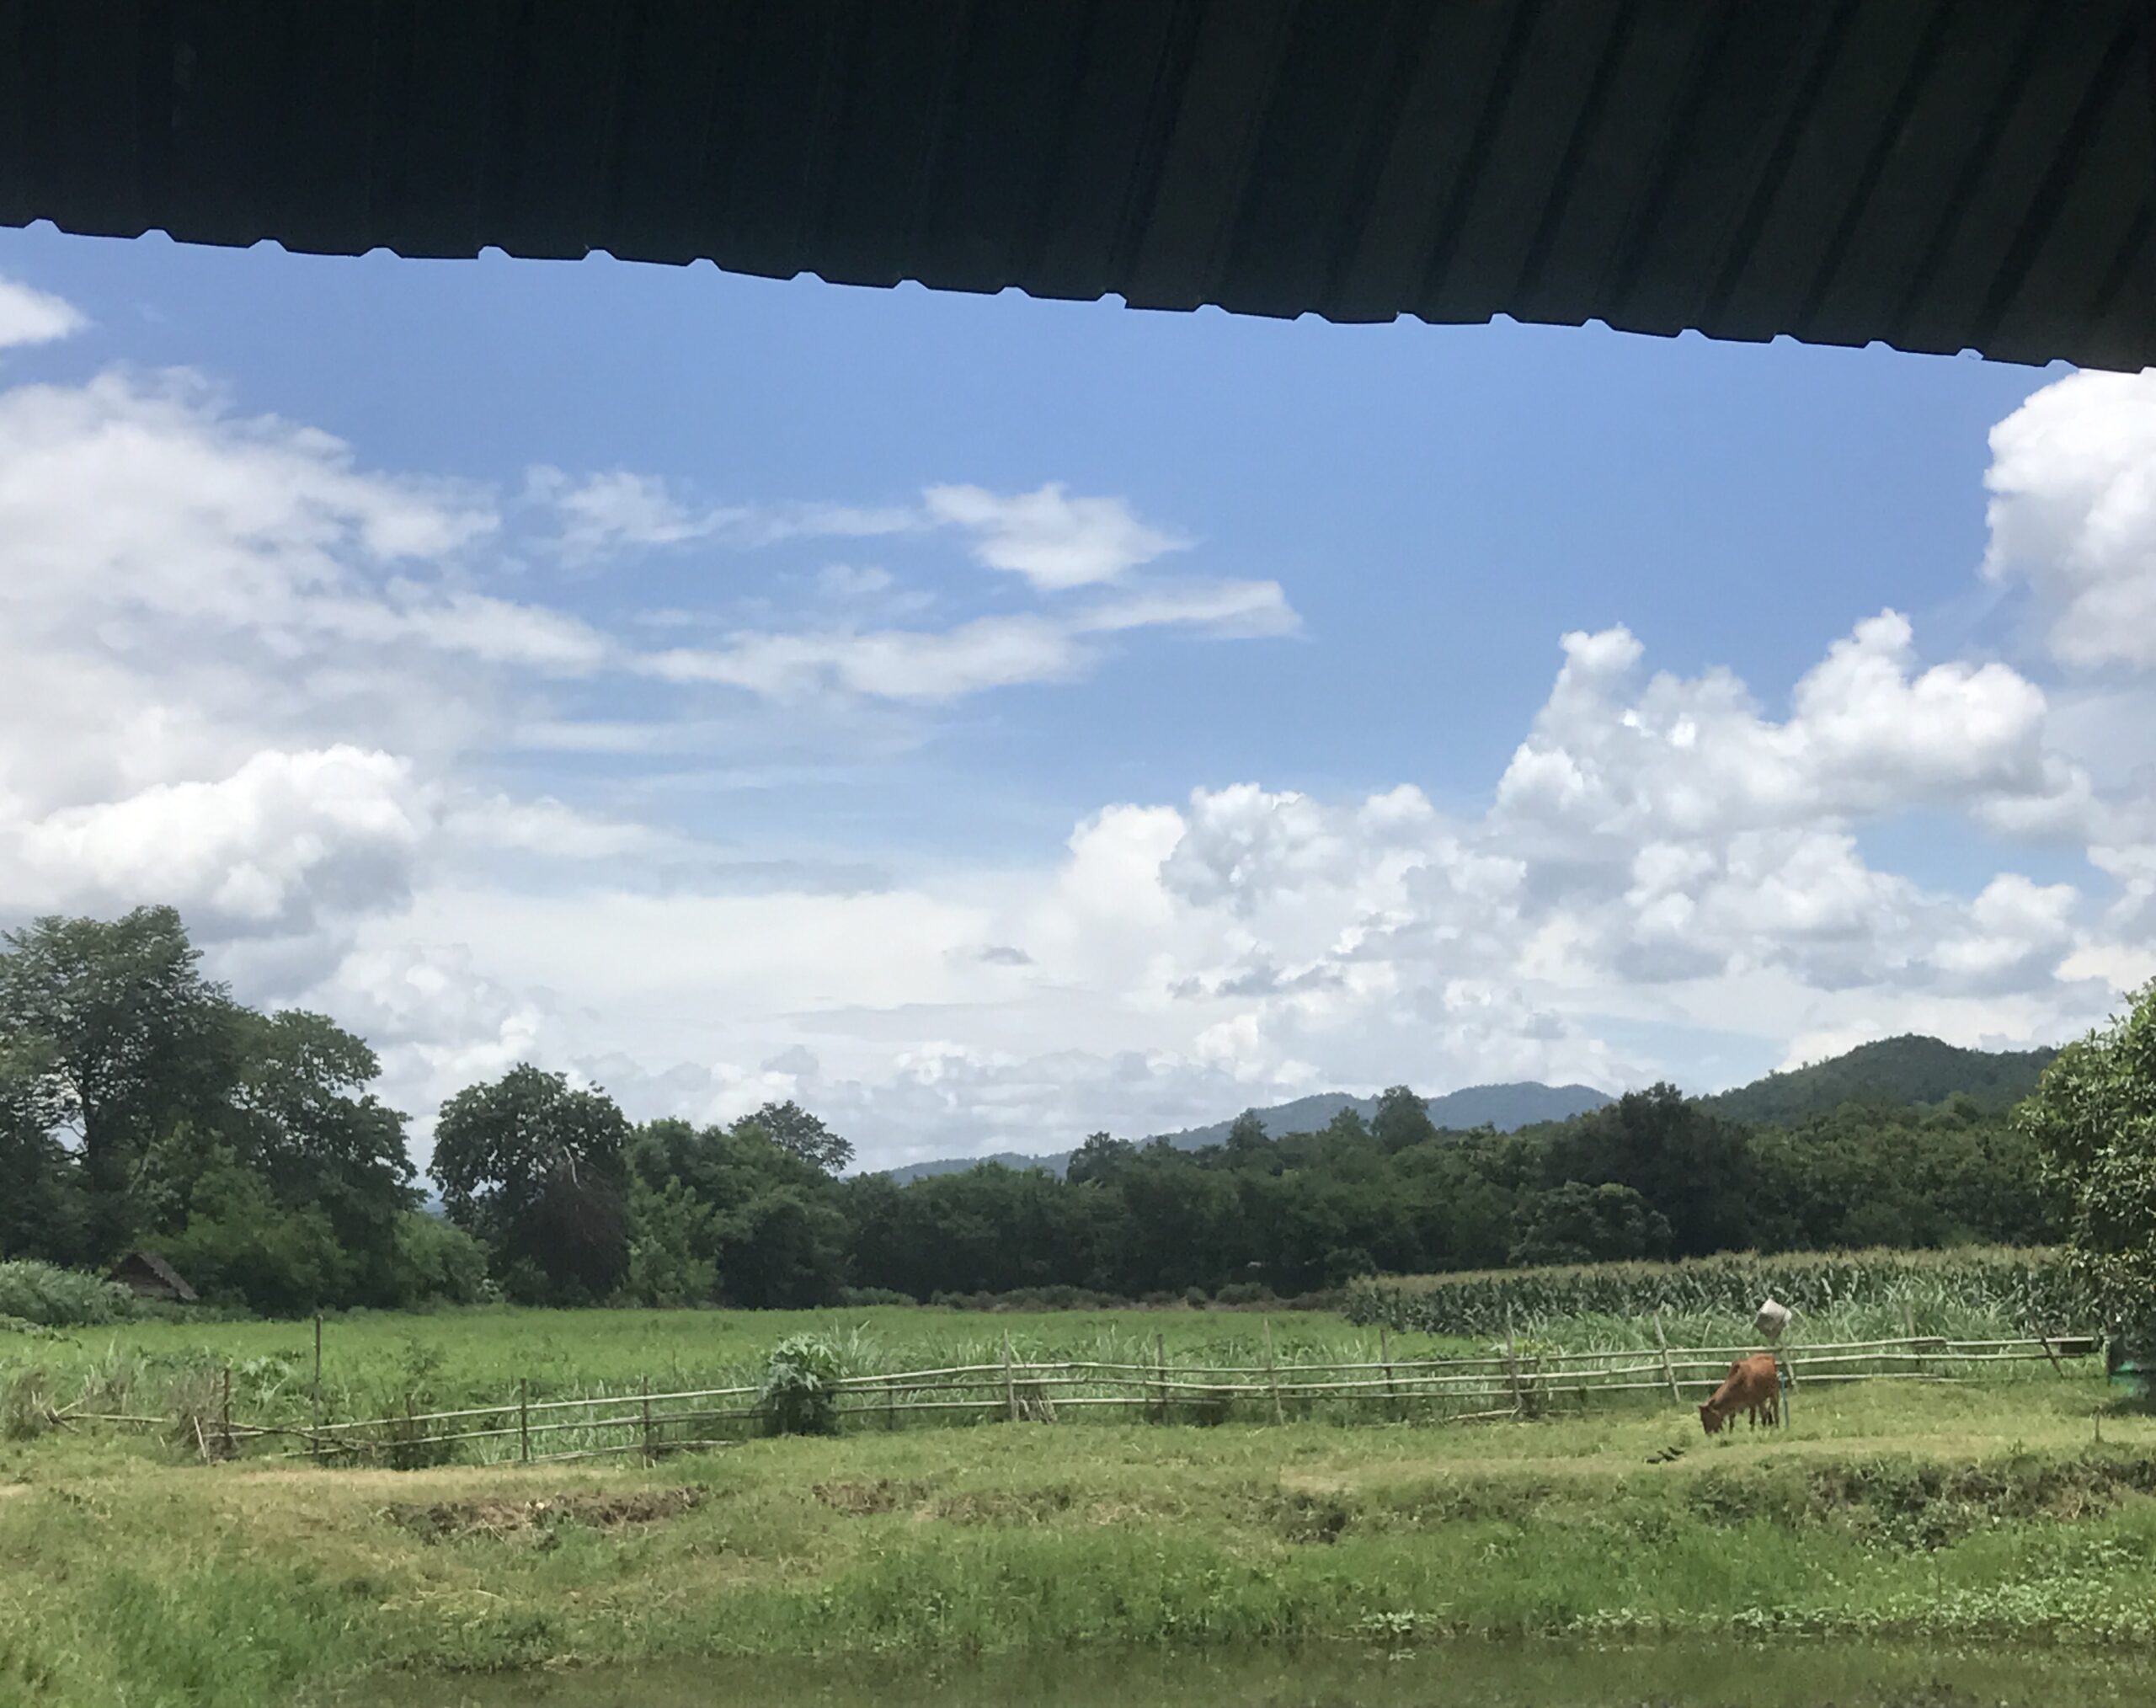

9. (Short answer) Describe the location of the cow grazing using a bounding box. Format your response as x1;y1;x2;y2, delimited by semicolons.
1698;1353;1780;1435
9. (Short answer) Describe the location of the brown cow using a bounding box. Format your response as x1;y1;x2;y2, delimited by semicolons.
1698;1353;1780;1435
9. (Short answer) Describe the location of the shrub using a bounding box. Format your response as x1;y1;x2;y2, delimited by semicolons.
837;1286;913;1307
1213;1281;1275;1307
760;1334;844;1436
0;1259;136;1326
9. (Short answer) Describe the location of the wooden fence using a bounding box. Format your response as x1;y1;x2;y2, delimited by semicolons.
65;1326;2100;1468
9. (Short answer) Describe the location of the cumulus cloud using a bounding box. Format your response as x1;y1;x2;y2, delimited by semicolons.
2;746;428;942
924;482;1186;590
1495;611;2056;843
1983;368;2156;669
0;276;85;349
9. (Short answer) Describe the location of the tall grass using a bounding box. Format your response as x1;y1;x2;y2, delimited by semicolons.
1343;1247;2086;1340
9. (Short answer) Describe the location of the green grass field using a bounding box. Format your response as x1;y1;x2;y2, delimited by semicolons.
3;1305;1484;1433
3;1364;2153;1708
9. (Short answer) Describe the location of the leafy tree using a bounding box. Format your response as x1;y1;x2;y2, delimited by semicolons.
1066;1131;1135;1188
622;1173;720;1305
0;907;236;1257
1223;1109;1270;1165
1371;1085;1439;1153
1509;1181;1672;1267
1540;1085;1756;1257
431;1065;630;1303
217;1010;416;1300
387;1210;489;1305
626;1116;847;1307
2016;981;2156;1348
150;1142;350;1314
744;1100;853;1174
0;1042;79;1261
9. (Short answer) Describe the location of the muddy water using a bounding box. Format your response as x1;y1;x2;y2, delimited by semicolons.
350;1640;2148;1706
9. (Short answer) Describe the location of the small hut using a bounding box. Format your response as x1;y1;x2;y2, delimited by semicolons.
109;1252;198;1305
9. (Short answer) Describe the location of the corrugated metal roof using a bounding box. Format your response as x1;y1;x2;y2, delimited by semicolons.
1;0;2149;368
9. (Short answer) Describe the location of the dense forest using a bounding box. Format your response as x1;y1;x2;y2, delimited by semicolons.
0;907;2072;1315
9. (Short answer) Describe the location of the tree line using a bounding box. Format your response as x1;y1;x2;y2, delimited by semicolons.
0;906;2085;1316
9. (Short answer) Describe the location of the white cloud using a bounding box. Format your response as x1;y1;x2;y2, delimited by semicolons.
1495;611;2055;843
441;795;661;860
925;482;1185;590
3;746;428;940
528;467;746;565
528;467;921;566
639;579;1297;702
1983;368;2156;669
0;276;85;350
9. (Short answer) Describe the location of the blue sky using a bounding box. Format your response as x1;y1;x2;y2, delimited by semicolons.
2;222;2152;1166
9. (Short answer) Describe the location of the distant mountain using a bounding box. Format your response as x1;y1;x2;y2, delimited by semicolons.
881;1151;1054;1186
877;1081;1614;1185
1699;1034;2057;1127
1150;1082;1614;1150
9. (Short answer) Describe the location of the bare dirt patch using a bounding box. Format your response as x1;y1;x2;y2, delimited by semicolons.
386;1485;707;1545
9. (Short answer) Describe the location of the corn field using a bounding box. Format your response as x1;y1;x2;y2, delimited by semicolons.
1342;1247;2088;1341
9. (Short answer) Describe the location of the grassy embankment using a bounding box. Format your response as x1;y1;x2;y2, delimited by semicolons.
3;1333;2153;1708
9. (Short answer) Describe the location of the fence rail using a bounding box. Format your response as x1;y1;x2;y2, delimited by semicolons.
56;1330;2100;1468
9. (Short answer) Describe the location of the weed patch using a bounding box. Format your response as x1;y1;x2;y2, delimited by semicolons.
385;1485;707;1544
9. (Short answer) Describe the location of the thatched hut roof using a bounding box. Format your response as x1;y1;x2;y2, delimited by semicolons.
109;1251;199;1304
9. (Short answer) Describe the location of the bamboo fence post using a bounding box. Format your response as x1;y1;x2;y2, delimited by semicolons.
1904;1304;1924;1380
1154;1332;1167;1424
1263;1318;1285;1426
1502;1312;1524;1417
1380;1324;1398;1417
886;1375;898;1432
518;1380;530;1465
311;1314;323;1463
219;1364;232;1460
1776;1353;1793;1428
2037;1328;2065;1377
641;1378;654;1462
1652;1312;1680;1401
1003;1332;1018;1423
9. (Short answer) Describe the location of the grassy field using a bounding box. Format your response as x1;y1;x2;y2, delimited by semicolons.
2;1342;2153;1707
2;1305;1485;1435
1;1299;2101;1472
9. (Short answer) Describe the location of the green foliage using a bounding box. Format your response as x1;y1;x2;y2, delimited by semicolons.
621;1175;719;1306
759;1332;843;1435
2017;980;2156;1349
147;1146;350;1315
0;1259;136;1326
1509;1181;1670;1267
430;1065;631;1304
1370;1084;1439;1153
0;905;237;1258
740;1099;854;1175
1701;1033;2056;1125
1344;1246;2086;1338
387;1212;490;1306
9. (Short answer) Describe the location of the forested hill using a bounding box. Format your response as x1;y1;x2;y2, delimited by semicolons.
881;1082;1613;1185
1699;1035;2057;1126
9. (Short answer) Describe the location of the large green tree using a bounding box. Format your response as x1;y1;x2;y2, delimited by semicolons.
2015;980;2156;1347
625;1114;850;1307
746;1100;854;1175
0;906;236;1258
431;1065;631;1303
